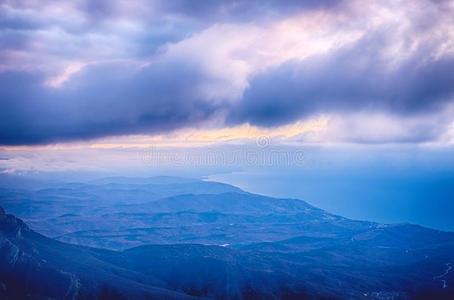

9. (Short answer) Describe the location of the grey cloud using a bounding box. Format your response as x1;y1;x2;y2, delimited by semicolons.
0;61;223;145
226;29;454;127
1;0;454;146
153;0;343;23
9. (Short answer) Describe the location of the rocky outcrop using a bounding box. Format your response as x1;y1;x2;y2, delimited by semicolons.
0;206;29;238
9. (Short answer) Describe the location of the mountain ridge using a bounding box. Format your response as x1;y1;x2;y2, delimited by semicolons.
1;205;454;299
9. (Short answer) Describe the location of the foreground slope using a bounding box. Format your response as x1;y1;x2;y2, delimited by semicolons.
0;207;313;299
2;206;454;299
0;206;195;299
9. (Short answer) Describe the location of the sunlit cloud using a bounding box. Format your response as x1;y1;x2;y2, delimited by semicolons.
45;62;86;87
87;117;329;149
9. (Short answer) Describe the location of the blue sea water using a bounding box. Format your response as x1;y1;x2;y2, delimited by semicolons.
207;146;454;231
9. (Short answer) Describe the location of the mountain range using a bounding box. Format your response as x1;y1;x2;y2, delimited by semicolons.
1;176;454;299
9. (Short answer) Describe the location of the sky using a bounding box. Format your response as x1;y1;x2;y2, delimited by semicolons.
1;0;454;229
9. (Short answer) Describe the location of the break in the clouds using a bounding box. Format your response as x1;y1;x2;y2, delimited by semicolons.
1;0;454;145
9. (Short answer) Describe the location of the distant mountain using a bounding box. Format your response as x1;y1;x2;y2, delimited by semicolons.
89;176;201;185
2;207;454;299
1;176;373;249
0;177;244;240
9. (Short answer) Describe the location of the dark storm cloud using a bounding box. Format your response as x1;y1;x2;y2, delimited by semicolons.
0;9;45;30
226;32;454;128
2;0;343;25
76;0;117;20
153;0;343;22
0;62;222;145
